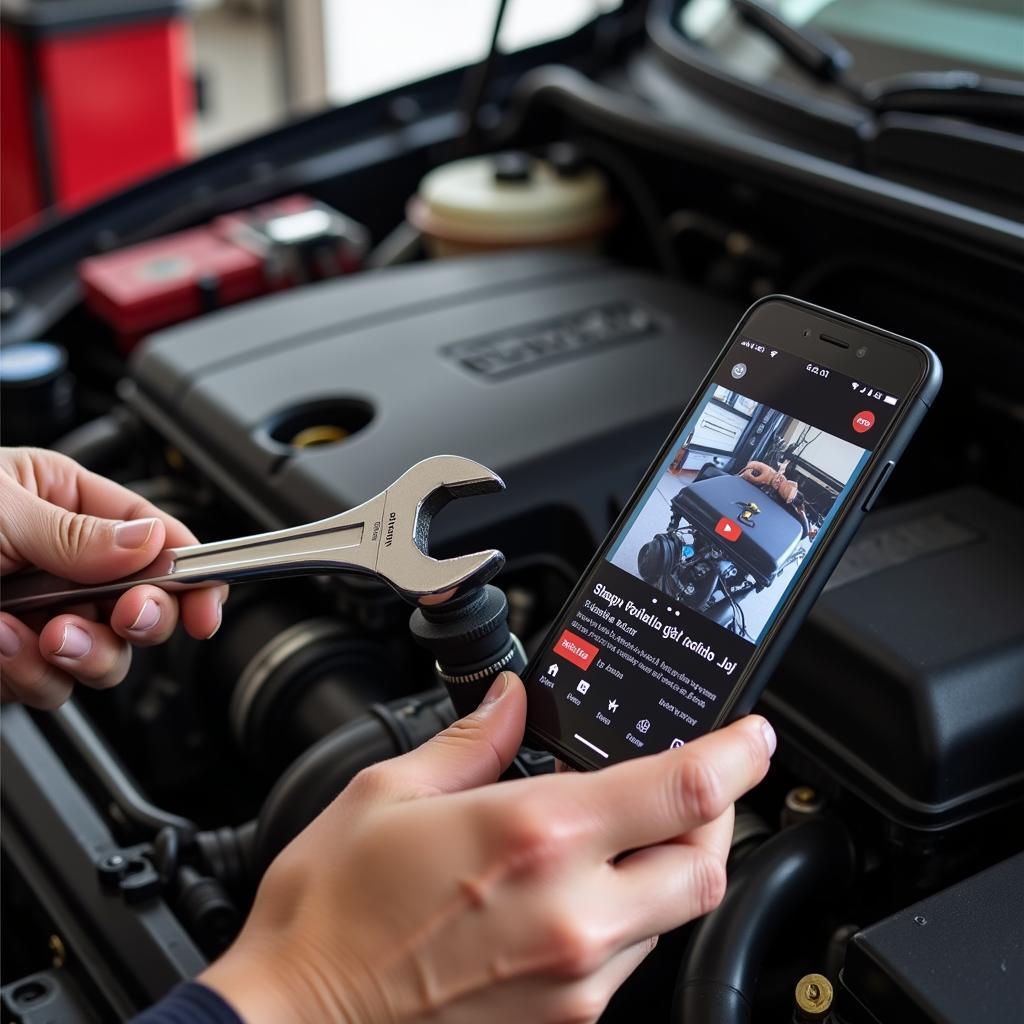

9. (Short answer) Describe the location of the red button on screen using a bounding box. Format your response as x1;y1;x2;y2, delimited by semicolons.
852;410;875;433
715;517;743;542
554;629;599;670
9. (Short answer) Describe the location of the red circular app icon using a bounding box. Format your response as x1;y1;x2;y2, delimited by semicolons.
852;410;875;433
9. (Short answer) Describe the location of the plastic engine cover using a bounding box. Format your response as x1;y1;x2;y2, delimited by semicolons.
768;487;1024;831
129;251;741;553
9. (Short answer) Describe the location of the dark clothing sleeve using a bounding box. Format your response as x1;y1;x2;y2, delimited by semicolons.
130;982;243;1024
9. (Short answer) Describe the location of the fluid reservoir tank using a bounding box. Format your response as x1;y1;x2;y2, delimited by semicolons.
408;146;615;258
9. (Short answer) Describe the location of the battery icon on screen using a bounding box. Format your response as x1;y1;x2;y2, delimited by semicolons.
883;395;898;406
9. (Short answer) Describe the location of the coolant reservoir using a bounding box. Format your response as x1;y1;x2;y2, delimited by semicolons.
408;147;615;258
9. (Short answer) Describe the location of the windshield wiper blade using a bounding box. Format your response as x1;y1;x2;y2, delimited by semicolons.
865;72;1024;128
729;0;1024;127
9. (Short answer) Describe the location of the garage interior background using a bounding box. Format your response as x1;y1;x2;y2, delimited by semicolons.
1;1;1023;1023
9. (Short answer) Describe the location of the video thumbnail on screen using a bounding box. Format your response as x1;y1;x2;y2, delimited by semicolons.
609;385;866;643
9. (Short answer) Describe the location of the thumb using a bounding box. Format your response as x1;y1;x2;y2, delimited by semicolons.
400;672;527;796
5;488;166;584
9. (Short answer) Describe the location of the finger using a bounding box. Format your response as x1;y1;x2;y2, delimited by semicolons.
57;454;207;555
675;803;735;861
537;938;657;1024
2;447;209;578
577;716;774;855
0;613;74;709
110;586;180;646
365;673;527;799
2;474;167;583
610;815;735;941
180;583;228;640
39;615;132;690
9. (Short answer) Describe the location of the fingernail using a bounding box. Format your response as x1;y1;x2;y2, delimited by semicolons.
0;620;21;658
129;599;161;633
760;718;777;757
205;600;223;640
53;624;92;660
113;518;157;549
480;671;509;707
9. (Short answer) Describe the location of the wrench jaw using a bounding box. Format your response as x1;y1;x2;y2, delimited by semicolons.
393;548;506;606
377;455;507;604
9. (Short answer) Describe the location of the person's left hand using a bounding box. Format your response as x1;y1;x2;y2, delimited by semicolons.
0;446;227;709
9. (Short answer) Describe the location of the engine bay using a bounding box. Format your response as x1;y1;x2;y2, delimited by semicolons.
2;7;1023;1020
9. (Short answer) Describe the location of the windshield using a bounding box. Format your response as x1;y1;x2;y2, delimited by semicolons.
680;0;1024;93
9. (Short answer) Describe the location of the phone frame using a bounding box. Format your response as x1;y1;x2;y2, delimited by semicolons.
523;295;942;771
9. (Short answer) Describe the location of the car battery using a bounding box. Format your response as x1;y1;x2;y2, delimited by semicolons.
80;196;368;351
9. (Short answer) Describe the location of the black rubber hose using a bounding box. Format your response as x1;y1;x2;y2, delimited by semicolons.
53;407;141;475
672;817;855;1024
51;699;197;840
253;690;454;873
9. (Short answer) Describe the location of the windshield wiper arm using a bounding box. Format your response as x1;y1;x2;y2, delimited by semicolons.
731;0;857;94
730;0;1024;128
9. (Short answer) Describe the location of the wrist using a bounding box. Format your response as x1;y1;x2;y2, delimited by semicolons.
200;938;348;1024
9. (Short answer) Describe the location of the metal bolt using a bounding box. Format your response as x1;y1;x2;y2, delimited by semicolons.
785;785;826;820
794;973;833;1018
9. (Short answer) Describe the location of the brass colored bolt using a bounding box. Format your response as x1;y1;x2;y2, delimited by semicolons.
794;972;833;1018
783;785;826;823
48;934;66;969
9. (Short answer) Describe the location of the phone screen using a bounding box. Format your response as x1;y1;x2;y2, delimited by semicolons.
524;332;909;766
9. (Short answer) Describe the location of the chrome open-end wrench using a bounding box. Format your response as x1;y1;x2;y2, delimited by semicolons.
1;455;506;613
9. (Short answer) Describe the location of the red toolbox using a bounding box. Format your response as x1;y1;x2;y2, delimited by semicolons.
1;1;193;239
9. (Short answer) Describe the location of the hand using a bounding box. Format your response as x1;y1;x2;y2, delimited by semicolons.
738;461;776;487
772;475;798;504
0;447;227;709
202;673;774;1024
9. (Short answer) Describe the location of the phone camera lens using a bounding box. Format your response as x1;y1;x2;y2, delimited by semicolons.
856;346;868;358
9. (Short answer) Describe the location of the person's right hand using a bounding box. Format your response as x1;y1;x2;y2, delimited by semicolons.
202;672;774;1024
738;460;776;487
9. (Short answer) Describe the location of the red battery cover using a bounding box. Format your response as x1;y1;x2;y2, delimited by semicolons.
79;225;269;350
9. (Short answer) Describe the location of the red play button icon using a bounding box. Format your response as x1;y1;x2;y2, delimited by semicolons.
715;517;742;542
852;410;875;433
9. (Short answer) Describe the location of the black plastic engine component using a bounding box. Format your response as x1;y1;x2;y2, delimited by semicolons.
768;486;1024;831
0;340;75;446
126;251;740;552
409;584;527;718
207;589;390;771
673;817;855;1024
253;689;455;872
837;852;1024;1023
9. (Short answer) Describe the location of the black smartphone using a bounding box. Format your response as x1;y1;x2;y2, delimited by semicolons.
522;296;942;770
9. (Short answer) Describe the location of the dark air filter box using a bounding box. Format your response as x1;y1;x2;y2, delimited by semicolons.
838;853;1024;1023
128;251;740;555
767;487;1024;831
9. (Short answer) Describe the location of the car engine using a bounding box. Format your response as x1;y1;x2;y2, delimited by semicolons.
2;8;1023;1020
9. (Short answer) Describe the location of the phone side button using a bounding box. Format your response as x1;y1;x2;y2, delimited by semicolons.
862;461;895;512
